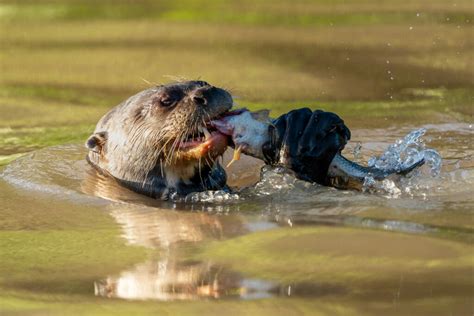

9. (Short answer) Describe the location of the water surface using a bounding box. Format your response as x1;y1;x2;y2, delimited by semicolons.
1;121;472;315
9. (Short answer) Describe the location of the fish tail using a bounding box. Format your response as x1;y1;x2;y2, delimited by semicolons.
327;153;425;190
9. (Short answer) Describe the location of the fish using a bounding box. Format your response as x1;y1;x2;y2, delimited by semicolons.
326;152;424;190
211;109;425;190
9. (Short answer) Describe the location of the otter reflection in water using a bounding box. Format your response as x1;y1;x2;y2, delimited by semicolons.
93;206;246;301
82;163;280;301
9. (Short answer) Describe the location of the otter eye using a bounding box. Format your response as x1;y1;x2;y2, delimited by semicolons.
154;94;177;108
160;97;174;107
154;89;182;108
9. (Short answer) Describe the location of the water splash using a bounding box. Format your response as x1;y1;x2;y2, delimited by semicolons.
352;142;362;161
185;129;443;202
183;166;320;203
368;128;424;171
253;166;298;195
364;128;442;197
181;190;240;203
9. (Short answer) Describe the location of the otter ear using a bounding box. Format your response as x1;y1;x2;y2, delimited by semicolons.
86;132;107;153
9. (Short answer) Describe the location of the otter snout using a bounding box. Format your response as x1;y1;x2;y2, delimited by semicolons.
190;85;233;116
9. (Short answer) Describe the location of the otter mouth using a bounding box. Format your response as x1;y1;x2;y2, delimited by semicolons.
176;126;228;162
175;110;243;161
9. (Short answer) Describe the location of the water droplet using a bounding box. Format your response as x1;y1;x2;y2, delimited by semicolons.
390;76;394;80
352;142;362;160
184;190;240;203
416;13;420;17
409;26;413;30
362;130;438;196
386;60;390;64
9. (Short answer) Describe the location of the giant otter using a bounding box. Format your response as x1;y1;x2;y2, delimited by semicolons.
86;80;423;199
86;81;233;199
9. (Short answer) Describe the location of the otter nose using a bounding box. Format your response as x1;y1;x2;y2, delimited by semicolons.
192;94;207;106
191;87;213;106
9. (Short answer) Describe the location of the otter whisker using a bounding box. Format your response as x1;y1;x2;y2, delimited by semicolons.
198;157;204;186
169;121;192;165
140;77;160;87
173;127;190;163
155;136;174;160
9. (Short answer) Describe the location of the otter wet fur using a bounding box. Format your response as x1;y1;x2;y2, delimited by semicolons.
86;81;232;199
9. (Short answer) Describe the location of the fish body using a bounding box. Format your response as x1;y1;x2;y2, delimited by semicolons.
211;109;270;162
327;153;424;190
212;109;424;190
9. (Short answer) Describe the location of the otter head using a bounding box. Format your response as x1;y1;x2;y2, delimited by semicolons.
86;80;233;199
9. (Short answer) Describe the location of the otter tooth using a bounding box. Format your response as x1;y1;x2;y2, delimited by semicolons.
201;126;211;140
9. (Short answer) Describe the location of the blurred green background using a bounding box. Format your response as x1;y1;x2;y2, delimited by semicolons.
0;0;472;162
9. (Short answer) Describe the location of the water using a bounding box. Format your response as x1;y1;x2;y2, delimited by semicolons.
0;122;472;315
